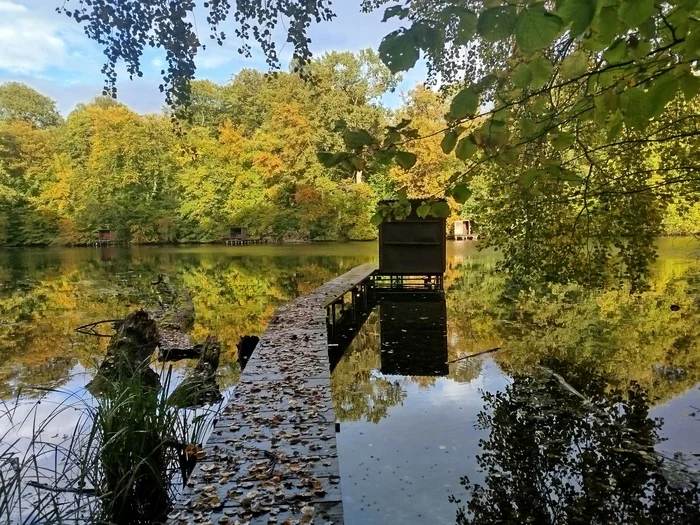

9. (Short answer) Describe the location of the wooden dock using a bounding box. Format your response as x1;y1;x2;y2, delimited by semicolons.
169;263;377;525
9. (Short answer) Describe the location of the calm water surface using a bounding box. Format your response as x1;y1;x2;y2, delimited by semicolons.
2;239;700;523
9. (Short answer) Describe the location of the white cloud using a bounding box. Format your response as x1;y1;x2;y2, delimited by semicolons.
0;6;67;73
197;51;234;70
0;1;27;13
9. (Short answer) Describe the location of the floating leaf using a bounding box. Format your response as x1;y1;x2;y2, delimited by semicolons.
370;212;384;227
395;151;417;169
344;129;374;150
521;168;544;186
552;132;575;151
618;0;654;29
529;57;553;90
431;201;451;218
452;184;472;204
477;6;517;42
603;38;628;64
560;51;588;79
512;63;532;89
455;137;478;160
379;30;419;73
316;152;337;167
449;88;479;120
382;6;409;22
456;10;478;43
441;131;458;154
680;74;700;100
416;202;431;218
556;0;597;37
515;7;564;53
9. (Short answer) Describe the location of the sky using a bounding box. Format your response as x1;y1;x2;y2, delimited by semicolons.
0;0;426;116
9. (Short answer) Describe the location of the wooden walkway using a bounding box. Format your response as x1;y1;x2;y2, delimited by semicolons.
169;263;377;525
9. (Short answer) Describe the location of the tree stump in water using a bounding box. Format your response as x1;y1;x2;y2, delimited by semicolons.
87;310;160;394
152;274;199;360
168;336;223;407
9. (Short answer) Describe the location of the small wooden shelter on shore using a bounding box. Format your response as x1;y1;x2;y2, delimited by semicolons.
375;199;447;290
225;226;266;245
94;229;128;247
454;219;478;240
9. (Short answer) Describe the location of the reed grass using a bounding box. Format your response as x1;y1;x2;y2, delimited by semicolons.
0;359;221;525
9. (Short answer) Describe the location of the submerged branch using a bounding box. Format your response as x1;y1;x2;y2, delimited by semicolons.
447;347;501;364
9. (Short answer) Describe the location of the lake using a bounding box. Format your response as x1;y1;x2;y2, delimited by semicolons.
2;240;700;524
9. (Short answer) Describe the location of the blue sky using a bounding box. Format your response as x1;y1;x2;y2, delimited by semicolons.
0;0;426;115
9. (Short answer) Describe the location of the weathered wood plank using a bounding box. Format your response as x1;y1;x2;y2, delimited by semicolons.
168;263;377;525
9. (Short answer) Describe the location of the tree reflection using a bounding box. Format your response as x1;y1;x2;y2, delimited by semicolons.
453;363;700;525
0;248;373;398
331;311;407;423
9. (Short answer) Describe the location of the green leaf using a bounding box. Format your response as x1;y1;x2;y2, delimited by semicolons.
560;51;589;80
684;21;700;55
456;10;478;44
431;201;451;218
649;76;679;118
317;152;337;167
521;169;544;186
556;0;597;37
395;151;417;169
629;39;652;61
560;171;585;185
515;7;564;53
606;109;623;141
618;0;654;29
416;202;431;218
552;132;575;151
441;131;458;154
477;6;517;42
452;184;471;204
348;155;365;171
449;88;479;120
512;63;532;89
587;7;619;50
455;136;478;160
382;6;409;22
603;38;628;64
344;129;374;150
379;30;420;74
384;129;401;146
412;22;444;52
620;87;652;130
370;212;384;226
529;57;553;90
680;74;700;100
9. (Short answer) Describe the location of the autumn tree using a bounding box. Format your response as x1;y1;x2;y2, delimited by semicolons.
0;82;62;129
64;0;700;288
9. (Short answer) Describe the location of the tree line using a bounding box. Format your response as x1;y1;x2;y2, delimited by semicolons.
0;50;457;245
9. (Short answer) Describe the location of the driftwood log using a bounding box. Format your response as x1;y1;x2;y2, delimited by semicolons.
86;310;160;394
85;275;223;406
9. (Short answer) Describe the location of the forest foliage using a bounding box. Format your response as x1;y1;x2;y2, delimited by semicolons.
55;0;700;291
0;51;451;245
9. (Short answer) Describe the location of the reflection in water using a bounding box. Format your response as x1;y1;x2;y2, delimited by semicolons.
332;241;700;525
380;294;448;377
453;368;700;525
0;244;377;399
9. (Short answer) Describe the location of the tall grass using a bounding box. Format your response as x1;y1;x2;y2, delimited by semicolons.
0;360;220;525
